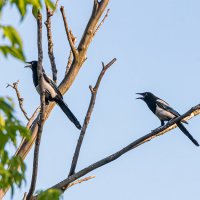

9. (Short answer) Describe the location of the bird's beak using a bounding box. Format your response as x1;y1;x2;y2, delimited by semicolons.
136;93;144;100
24;62;32;68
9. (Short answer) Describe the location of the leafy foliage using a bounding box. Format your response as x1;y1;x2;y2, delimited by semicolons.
0;97;29;196
37;189;62;200
0;25;25;61
0;0;55;61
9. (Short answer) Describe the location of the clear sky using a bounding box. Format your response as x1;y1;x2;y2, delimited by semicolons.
1;0;200;199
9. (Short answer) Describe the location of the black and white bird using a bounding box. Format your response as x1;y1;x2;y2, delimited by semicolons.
25;61;81;130
136;92;199;146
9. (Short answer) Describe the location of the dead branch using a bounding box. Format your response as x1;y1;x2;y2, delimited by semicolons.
52;0;59;15
93;8;110;36
60;6;78;58
22;192;27;200
14;106;40;158
27;11;45;200
7;80;29;121
65;50;73;75
46;104;200;191
26;107;41;129
64;175;95;190
68;58;117;177
45;6;57;83
65;30;76;75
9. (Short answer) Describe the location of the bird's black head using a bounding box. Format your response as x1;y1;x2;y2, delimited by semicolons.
136;92;157;102
25;61;38;69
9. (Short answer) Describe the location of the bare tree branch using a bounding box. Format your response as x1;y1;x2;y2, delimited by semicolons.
26;107;41;129
14;106;40;158
60;6;78;58
93;8;110;36
68;58;117;177
27;11;45;200
78;0;109;53
52;0;59;15
65;30;77;75
22;192;27;200
45;6;57;83
7;80;29;121
64;175;95;190
65;50;73;75
47;104;200;191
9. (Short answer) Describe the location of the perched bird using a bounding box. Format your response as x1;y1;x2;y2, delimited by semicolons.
25;61;81;130
136;92;199;146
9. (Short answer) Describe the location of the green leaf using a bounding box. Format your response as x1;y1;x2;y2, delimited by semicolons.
0;115;5;127
27;0;42;9
0;25;23;48
0;0;8;14
10;0;27;17
37;189;62;200
45;0;55;10
10;0;43;18
32;5;39;19
0;97;29;195
0;45;25;61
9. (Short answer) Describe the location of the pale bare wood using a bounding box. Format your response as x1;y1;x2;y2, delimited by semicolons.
60;6;78;58
7;80;29;121
93;8;110;36
64;175;95;190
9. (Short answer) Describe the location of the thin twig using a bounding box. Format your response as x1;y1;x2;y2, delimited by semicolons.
26;107;41;129
7;80;29;121
52;0;59;15
63;175;95;190
45;5;57;83
27;11;45;200
65;31;77;75
44;104;200;191
68;58;117;177
93;8;110;36
14;106;40;158
22;192;27;200
60;6;78;58
65;50;73;75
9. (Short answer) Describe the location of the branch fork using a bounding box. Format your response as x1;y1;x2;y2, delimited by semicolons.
60;6;79;59
7;80;30;121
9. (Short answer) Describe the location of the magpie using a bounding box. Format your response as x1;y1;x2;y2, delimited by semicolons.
136;92;199;146
25;61;81;130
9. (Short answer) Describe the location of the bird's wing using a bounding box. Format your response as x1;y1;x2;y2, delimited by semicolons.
43;73;63;99
156;98;181;117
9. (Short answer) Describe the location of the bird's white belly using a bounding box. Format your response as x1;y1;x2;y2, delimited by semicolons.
36;81;57;98
155;105;175;120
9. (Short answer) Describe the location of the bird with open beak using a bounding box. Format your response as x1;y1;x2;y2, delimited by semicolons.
136;92;199;146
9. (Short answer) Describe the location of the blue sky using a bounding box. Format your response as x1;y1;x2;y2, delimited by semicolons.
1;0;200;199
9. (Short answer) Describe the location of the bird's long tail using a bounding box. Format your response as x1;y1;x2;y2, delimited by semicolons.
55;98;81;130
176;122;199;146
